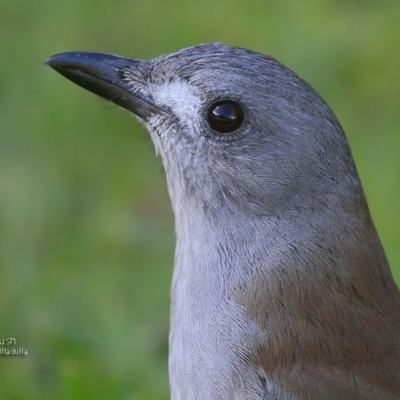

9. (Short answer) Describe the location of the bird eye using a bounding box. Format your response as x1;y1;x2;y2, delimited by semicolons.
207;101;244;133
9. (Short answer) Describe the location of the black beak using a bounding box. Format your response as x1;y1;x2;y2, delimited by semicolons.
45;52;162;121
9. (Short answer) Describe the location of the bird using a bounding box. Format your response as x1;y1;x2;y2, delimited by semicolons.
46;43;400;399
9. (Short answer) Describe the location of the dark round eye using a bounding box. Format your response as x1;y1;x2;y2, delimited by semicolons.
207;101;244;133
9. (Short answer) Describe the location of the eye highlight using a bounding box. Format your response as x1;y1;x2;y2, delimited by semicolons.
207;101;244;133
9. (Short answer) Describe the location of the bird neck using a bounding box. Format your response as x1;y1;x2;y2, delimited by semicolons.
168;200;399;399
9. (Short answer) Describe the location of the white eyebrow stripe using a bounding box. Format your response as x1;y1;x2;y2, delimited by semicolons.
150;80;203;120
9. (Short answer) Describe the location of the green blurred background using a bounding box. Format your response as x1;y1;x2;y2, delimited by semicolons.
1;0;399;398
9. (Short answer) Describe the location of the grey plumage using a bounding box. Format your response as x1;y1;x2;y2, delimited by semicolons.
46;43;400;399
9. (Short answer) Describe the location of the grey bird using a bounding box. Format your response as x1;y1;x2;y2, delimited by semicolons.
46;43;400;399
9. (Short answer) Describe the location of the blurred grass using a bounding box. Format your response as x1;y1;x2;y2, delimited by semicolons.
0;0;399;398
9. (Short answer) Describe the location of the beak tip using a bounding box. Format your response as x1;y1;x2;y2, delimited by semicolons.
44;53;73;70
44;52;89;69
44;56;55;67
